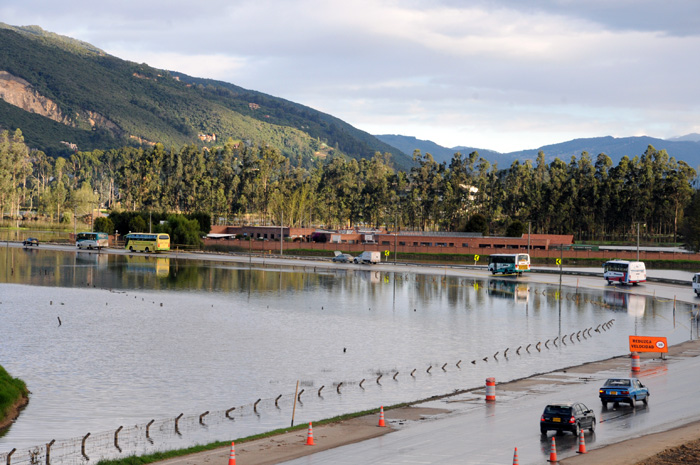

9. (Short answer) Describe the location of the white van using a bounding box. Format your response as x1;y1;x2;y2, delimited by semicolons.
603;260;646;285
692;273;700;296
354;251;381;264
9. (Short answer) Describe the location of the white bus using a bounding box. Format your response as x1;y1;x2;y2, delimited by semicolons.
603;260;646;285
488;253;530;276
76;232;109;250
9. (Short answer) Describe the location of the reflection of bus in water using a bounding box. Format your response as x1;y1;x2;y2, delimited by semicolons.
488;253;530;276
76;250;109;268
603;290;646;316
125;255;170;277
488;279;530;303
76;232;109;250
125;233;170;253
603;260;646;285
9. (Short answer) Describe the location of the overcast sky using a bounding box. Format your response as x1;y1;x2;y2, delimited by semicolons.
2;0;700;152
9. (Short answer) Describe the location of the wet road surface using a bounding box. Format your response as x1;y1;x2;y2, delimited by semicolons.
277;342;700;465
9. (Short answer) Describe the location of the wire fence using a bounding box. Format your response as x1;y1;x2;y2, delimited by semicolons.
0;310;625;465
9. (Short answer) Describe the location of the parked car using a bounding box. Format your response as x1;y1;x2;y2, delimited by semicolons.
599;377;649;408
332;253;354;263
23;237;39;247
540;402;596;436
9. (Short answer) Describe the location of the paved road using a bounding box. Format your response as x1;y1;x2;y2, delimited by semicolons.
276;344;700;465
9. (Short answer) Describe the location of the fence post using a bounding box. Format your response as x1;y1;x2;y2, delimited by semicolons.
46;440;55;465
81;433;90;460
146;420;155;441
114;426;123;452
226;407;236;419
7;448;15;465
175;413;183;435
199;411;209;425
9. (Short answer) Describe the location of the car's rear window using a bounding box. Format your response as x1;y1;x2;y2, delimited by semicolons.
604;379;630;387
544;406;572;415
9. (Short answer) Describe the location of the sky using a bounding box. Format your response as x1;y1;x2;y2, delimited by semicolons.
2;0;700;153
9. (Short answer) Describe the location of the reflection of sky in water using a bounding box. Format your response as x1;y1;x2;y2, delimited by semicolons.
0;248;696;461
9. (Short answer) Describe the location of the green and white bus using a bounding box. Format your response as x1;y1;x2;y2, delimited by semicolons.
124;233;170;253
488;253;531;276
76;231;109;250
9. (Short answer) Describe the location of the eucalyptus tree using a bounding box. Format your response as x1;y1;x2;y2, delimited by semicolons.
361;152;393;228
409;151;444;231
594;153;613;238
571;152;597;239
0;129;31;218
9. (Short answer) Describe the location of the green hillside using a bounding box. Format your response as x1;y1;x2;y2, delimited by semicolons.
0;24;412;169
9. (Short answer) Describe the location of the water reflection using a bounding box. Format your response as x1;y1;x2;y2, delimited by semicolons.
0;247;696;461
487;279;530;303
604;289;646;317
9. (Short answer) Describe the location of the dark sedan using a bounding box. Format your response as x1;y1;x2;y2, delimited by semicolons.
540;402;596;436
22;237;39;247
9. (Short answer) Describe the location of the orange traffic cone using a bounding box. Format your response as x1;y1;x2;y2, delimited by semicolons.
305;422;315;445
228;441;236;465
548;436;558;462
378;406;386;427
576;429;587;454
512;446;519;464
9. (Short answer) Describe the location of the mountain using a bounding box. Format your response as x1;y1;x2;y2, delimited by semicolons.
668;133;700;143
0;24;413;169
375;134;518;167
507;136;700;167
377;134;700;169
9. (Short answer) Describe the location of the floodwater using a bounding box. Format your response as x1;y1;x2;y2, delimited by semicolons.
0;247;697;464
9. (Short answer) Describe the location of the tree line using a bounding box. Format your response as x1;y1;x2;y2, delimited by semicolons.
1;128;698;246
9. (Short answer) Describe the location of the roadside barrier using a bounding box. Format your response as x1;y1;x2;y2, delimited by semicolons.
228;441;236;465
631;351;641;373
305;422;315;445
576;429;587;454
485;377;496;401
548;437;558;462
378;406;386;427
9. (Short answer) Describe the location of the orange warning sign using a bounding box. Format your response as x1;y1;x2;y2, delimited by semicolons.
629;336;668;353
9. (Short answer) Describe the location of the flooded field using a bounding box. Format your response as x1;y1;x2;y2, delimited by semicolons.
0;247;697;464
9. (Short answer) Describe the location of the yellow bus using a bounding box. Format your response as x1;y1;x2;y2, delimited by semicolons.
124;233;170;253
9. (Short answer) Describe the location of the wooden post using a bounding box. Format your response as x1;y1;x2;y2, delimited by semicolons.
7;448;15;465
146;420;155;439
175;413;183;435
46;440;55;465
254;399;261;412
291;380;299;427
114;426;123;451
225;407;236;419
81;433;90;460
199;411;209;425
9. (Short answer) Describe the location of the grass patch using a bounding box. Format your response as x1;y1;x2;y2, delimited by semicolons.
0;365;28;423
